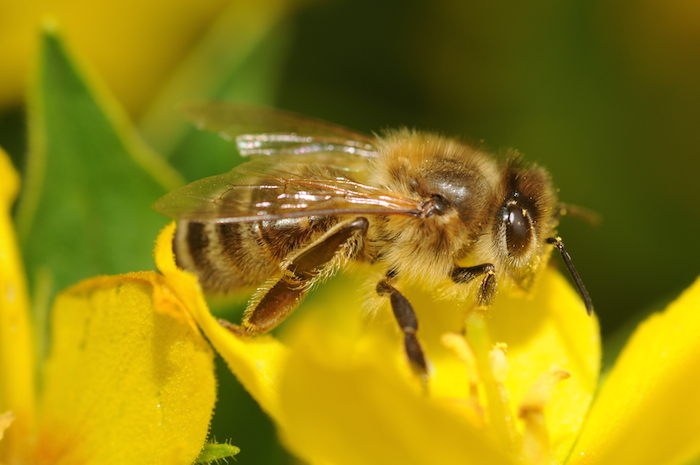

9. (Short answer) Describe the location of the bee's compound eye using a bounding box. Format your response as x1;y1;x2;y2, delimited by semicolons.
503;203;532;256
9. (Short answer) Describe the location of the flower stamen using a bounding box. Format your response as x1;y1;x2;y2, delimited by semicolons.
0;412;14;441
518;367;571;465
465;311;519;452
441;332;483;416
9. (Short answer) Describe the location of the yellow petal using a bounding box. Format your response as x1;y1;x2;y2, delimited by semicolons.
488;270;601;462
154;220;601;464
155;222;287;418
0;148;36;462
271;269;599;465
569;276;700;465
33;271;216;465
275;286;515;465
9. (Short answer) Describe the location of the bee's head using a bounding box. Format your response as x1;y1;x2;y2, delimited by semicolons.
489;156;558;288
497;159;556;255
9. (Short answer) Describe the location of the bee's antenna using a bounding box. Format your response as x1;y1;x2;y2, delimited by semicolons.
545;237;594;316
555;203;602;227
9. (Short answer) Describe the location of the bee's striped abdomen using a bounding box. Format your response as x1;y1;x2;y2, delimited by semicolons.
174;221;277;292
173;215;341;293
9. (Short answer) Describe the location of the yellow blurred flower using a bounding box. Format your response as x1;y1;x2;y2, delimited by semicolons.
0;148;218;464
154;219;700;465
0;0;237;113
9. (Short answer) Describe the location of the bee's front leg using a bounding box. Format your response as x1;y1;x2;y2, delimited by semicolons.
451;263;497;307
220;217;369;336
376;278;428;382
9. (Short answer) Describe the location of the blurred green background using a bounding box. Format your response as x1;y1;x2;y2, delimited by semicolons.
2;0;700;463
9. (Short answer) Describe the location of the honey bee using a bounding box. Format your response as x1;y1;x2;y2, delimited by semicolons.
154;102;593;377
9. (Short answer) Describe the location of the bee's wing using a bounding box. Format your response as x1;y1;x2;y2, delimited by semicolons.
182;101;379;158
154;155;423;223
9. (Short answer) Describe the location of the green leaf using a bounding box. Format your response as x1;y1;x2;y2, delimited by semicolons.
138;3;296;182
169;22;294;183
16;25;183;297
195;441;241;464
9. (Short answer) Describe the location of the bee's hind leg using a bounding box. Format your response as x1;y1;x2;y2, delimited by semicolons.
221;217;370;337
376;278;428;382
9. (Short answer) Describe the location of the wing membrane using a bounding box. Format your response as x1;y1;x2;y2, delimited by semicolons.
235;133;377;157
154;157;423;223
182;102;378;158
156;103;416;223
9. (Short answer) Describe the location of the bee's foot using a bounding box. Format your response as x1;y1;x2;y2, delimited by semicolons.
217;318;250;337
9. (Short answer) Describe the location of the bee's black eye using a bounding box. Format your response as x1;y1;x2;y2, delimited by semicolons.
499;192;534;257
504;204;531;255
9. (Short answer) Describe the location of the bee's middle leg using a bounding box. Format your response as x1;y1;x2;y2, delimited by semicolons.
221;217;369;336
376;279;428;380
451;263;497;307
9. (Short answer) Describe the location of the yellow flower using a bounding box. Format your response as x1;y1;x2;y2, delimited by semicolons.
0;0;231;112
570;281;700;464
0;148;218;464
0;0;306;115
154;219;700;465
